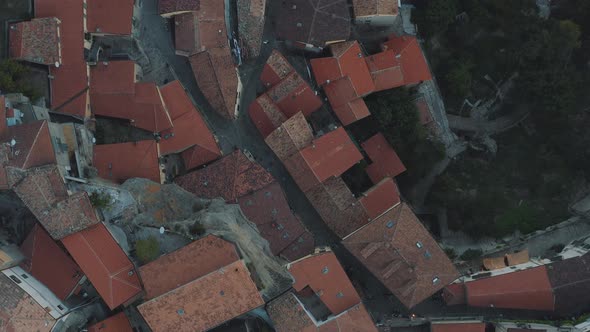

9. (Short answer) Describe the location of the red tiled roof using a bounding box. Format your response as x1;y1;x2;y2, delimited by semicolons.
248;94;288;138
442;282;466;305
44;191;101;239
159;0;200;16
20;224;83;301
139;234;240;300
87;0;134;35
159;81;221;168
431;322;486;332
36;0;89;117
267;292;378;332
9;17;61;66
0;273;55;332
343;203;459;308
138;260;264;332
289;251;361;315
90;60;136;95
324;78;371;126
365;50;405;92
93;141;161;184
87;312;133;332
0;120;56;170
465;266;555;311
304;176;370;238
280;231;315;262
269;72;323;119
359;177;400;220
264;112;313;161
236;0;267;59
381;35;432;85
310;57;342;86
261;50;294;88
175;150;275;202
329;42;375;96
361;133;406;183
238;182;308;256
284;127;363;192
61;223;142;310
174;12;197;54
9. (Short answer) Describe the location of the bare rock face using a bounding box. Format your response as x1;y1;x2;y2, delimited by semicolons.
121;178;293;300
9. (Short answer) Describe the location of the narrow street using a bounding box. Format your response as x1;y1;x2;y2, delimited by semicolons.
134;0;557;322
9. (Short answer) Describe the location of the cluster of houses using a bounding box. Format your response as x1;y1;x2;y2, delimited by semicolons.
1;0;590;331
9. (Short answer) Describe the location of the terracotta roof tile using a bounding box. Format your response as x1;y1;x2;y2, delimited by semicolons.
270;72;323;119
261;50;294;88
310;57;342;86
442;282;466;305
174;12;197;54
0;121;56;171
238;182;307;256
365;50;405;92
159;0;200;16
329;42;375;96
139;234;240;300
87;0;134;35
352;0;399;18
431;322;486;332
36;0;89;117
9;17;61;65
20;224;83;301
343;203;459;308
506;249;530;266
61;223;142;310
359;177;400;220
361;133;406;183
284;127;363;191
275;0;351;46
289;251;361;315
465;265;554;311
87;312;133;332
546;253;590;314
93;141;162;184
44;191;101;239
280;231;315;262
381;35;432;85
482;256;506;271
304;176;370;238
138;260;264;332
0;273;55;332
265;112;313;161
175;150;274;202
267;292;378;332
90;60;136;95
248;94;288;138
323;78;371;125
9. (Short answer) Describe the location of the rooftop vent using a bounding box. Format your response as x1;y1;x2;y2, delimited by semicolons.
416;241;423;249
322;266;329;274
386;220;395;228
336;292;343;298
432;276;440;284
177;309;184;315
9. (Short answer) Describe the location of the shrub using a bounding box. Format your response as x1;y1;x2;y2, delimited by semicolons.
460;248;483;261
88;192;111;209
135;237;160;263
444;247;458;260
189;222;206;236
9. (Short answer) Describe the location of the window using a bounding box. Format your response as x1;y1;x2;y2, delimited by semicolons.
416;241;423;249
57;305;64;310
423;251;432;259
9;275;21;284
336;292;344;298
21;274;28;279
322;266;329;274
386;220;395;228
432;277;440;285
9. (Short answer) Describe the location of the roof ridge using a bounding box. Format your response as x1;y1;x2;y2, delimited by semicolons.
22;121;46;169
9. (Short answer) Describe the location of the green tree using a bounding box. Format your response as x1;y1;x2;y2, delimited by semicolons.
445;60;474;97
415;0;458;36
0;60;40;101
135;237;160;264
460;248;483;261
89;192;112;209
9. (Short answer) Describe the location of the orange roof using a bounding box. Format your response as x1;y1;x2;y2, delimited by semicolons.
264;112;314;162
90;60;136;95
174;12;197;54
506;249;530;266
175;150;275;201
138;260;264;332
365;50;405;92
36;0;89;117
158;80;193;121
8;17;62;66
289;251;361;315
361;133;406;183
442;282;466;305
261;50;294;88
159;0;200;15
87;0;134;35
285;127;363;191
61;223;142;310
139;235;240;300
359;177;400;220
248;94;288;138
353;0;399;17
330;42;375;96
343;203;459;308
267;292;377;332
0;274;55;332
381;35;432;85
268;72;323;119
20;224;83;301
93;141;161;184
324;77;371;126
0;120;56;170
310;57;342;86
87;312;133;332
465;266;555;311
431;322;486;332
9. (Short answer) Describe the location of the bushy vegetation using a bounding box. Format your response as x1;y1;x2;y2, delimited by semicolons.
0;60;40;101
460;248;483;261
419;0;590;238
135;237;160;264
89;192;112;209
